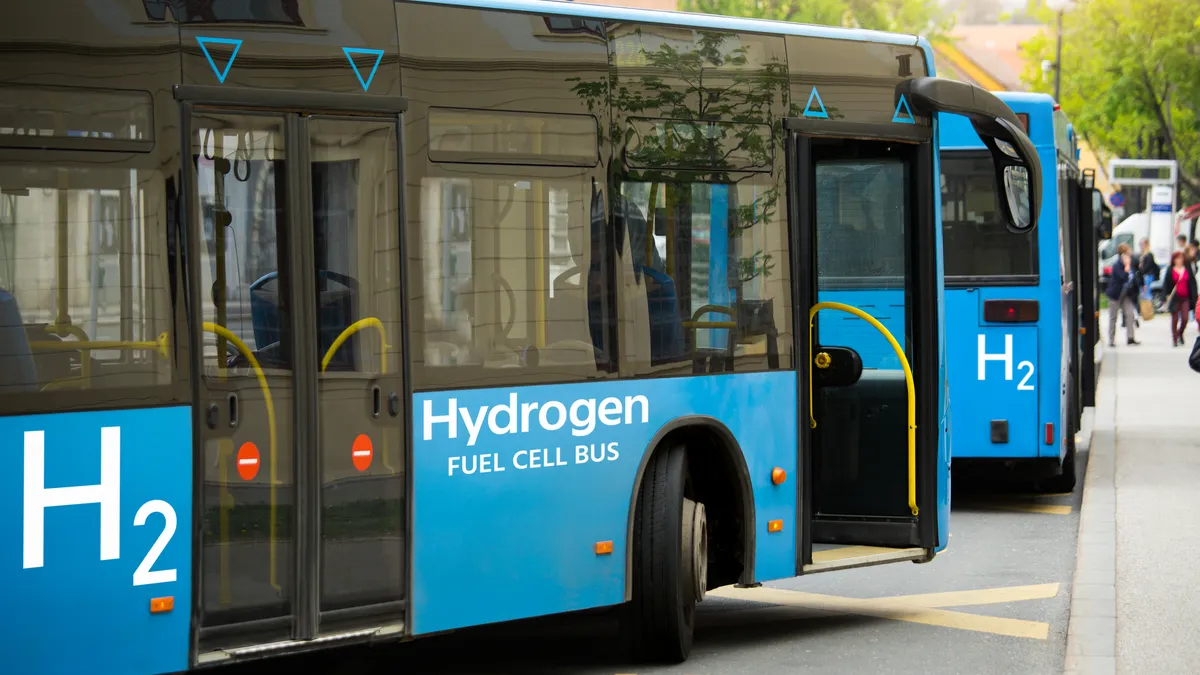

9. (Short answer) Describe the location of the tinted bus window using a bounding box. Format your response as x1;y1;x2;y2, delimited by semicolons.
618;178;790;377
0;163;173;397
816;159;907;287
941;152;1038;280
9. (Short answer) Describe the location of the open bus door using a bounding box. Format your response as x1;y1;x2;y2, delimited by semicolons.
1077;171;1103;408
789;78;1041;572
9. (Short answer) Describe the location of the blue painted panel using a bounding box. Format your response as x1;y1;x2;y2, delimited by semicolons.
945;291;1040;459
411;371;798;635
816;288;907;371
0;407;193;675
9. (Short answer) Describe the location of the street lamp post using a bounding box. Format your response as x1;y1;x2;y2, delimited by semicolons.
1044;0;1075;101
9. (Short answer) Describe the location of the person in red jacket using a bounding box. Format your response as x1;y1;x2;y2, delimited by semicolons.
1164;250;1198;346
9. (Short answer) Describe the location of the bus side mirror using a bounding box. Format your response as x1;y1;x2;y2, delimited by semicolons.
897;77;1041;235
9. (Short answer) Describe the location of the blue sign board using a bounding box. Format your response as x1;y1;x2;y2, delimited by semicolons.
1109;191;1124;208
0;406;193;675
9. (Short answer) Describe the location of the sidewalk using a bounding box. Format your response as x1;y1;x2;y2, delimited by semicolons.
1065;313;1200;675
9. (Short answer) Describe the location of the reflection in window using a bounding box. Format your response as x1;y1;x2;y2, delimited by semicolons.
411;170;612;390
194;122;289;371
0;165;172;396
619;180;788;375
940;153;1037;280
815;160;907;286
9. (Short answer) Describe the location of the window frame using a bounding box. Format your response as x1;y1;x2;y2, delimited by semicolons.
0;146;189;417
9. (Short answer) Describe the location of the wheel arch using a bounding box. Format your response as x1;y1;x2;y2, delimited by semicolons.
623;415;756;601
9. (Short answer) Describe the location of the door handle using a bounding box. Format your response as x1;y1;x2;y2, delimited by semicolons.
206;402;219;430
388;392;400;417
228;393;239;428
372;385;382;418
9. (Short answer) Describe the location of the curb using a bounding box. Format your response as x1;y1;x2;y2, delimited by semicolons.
1063;343;1118;675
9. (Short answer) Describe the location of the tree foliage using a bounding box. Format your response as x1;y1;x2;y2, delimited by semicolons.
677;0;956;41
1019;0;1200;202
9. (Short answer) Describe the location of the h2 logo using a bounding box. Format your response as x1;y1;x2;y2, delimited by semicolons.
977;334;1035;391
22;426;178;586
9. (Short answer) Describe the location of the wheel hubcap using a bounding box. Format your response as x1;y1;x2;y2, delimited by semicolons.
682;498;708;603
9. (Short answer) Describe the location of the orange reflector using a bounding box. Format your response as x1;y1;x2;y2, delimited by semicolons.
594;541;613;555
767;519;783;533
150;597;174;613
771;467;787;485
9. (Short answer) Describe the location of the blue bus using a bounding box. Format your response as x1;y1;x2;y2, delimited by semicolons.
938;92;1099;492
0;1;1040;672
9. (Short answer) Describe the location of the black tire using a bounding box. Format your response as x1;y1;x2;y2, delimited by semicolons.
625;443;706;663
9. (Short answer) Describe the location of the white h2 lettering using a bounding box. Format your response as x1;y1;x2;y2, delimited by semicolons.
977;333;1035;390
21;425;178;585
977;334;1013;381
23;427;121;569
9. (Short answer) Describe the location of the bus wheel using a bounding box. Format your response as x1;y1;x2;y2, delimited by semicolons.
626;442;706;663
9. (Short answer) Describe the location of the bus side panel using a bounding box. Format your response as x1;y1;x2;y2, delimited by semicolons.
0;407;192;675
411;371;797;635
815;288;906;370
945;289;1040;459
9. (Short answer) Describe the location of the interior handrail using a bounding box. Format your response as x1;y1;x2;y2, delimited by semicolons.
809;301;918;517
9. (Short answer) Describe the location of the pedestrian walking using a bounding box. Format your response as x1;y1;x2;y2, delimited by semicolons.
1164;251;1197;346
1107;244;1141;346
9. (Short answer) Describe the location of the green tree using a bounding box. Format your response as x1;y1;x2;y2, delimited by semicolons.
677;0;956;41
1019;0;1200;202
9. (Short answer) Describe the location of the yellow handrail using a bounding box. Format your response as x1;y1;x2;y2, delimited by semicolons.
30;331;170;389
202;321;280;593
321;317;389;374
809;301;918;517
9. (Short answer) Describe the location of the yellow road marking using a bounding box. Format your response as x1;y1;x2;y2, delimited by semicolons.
811;545;902;563
959;501;1073;515
708;583;1057;640
879;582;1060;608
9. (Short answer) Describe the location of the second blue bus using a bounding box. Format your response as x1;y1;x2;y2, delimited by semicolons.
939;92;1101;492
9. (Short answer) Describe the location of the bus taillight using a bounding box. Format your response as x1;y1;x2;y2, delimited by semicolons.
983;299;1039;323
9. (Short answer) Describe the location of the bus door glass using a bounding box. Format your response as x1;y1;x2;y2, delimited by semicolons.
187;107;405;647
1077;180;1101;408
790;127;939;568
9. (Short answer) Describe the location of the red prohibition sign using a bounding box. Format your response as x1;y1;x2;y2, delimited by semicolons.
236;441;260;481
352;434;373;472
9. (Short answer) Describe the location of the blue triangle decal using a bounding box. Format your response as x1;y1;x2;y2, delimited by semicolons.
343;47;385;92
803;87;829;119
892;94;916;124
196;36;243;84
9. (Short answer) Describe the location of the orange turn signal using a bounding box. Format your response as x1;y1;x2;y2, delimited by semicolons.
771;467;787;485
767;519;783;533
150;596;174;613
594;541;613;555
